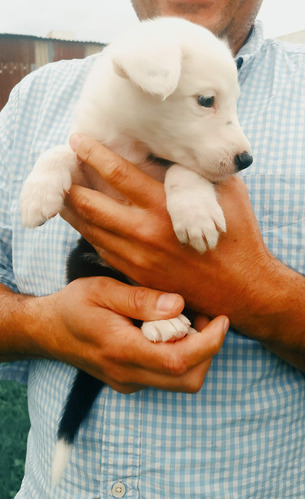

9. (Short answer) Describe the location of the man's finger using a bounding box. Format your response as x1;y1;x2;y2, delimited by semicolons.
91;277;185;321
106;359;213;394
89;278;228;375
63;184;150;239
69;134;163;207
128;314;229;376
154;315;229;374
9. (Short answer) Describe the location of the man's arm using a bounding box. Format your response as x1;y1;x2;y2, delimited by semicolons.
0;284;40;361
0;280;228;392
61;135;305;372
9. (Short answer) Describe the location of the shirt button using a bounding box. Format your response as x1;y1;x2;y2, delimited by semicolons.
111;481;126;498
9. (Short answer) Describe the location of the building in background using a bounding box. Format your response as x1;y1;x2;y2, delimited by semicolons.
0;28;304;111
277;29;305;44
0;33;104;110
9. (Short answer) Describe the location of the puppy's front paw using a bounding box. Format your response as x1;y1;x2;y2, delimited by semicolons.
141;314;192;342
172;200;226;253
165;166;226;254
20;172;71;228
20;146;76;228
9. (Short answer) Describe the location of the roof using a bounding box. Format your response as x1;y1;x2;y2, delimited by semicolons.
0;32;105;46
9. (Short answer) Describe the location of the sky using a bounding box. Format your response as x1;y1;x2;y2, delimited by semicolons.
0;0;304;43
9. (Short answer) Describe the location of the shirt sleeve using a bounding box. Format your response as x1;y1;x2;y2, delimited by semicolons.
0;86;31;384
0;86;19;293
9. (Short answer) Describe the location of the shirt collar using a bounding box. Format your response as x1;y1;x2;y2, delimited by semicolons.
235;20;265;70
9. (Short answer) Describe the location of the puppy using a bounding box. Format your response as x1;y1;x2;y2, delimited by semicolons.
20;17;252;485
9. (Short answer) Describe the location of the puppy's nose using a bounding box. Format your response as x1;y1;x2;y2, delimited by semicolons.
234;152;253;171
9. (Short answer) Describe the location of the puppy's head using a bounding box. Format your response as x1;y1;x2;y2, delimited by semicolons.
111;17;183;100
109;17;252;182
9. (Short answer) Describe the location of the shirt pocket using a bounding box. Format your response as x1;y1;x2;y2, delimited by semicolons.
244;173;305;274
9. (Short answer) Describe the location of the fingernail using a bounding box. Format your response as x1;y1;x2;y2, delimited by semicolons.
69;134;81;151
222;317;230;334
156;293;179;312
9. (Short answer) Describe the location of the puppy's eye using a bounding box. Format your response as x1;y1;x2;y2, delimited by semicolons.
198;95;214;108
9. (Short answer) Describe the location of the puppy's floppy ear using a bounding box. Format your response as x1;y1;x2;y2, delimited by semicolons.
111;33;182;99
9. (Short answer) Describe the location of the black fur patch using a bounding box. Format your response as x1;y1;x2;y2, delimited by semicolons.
58;236;194;445
58;237;142;445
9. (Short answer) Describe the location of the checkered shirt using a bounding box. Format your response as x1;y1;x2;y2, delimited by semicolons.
1;21;305;498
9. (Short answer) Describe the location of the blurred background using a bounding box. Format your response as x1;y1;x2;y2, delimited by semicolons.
0;0;304;43
0;0;304;497
0;0;304;110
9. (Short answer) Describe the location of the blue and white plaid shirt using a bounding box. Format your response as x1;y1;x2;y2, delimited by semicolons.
1;22;305;498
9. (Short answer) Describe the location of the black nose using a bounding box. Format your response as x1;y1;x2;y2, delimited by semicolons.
235;152;253;171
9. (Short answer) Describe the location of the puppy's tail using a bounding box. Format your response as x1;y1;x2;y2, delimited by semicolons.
52;370;104;488
52;439;71;488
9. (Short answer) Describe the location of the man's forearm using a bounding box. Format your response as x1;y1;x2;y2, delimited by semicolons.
0;284;47;361
177;246;305;371
243;258;305;371
0;279;230;394
210;255;305;372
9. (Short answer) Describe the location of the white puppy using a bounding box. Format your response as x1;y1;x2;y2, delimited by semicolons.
20;17;252;343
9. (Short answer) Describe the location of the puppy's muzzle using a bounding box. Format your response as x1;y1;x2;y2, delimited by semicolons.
234;152;253;171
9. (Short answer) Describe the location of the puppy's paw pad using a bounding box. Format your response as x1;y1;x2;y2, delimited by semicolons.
141;314;191;342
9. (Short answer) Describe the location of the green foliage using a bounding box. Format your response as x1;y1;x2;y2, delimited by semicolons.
0;381;30;499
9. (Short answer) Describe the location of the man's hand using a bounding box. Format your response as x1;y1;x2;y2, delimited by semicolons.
60;134;305;371
23;278;228;393
61;134;271;327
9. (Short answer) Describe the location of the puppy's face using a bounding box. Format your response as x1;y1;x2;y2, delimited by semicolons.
111;17;252;181
137;55;251;182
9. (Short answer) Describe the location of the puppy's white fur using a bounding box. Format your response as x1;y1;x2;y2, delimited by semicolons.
20;17;251;344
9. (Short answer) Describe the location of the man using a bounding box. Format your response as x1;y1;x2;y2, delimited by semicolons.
1;0;305;497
